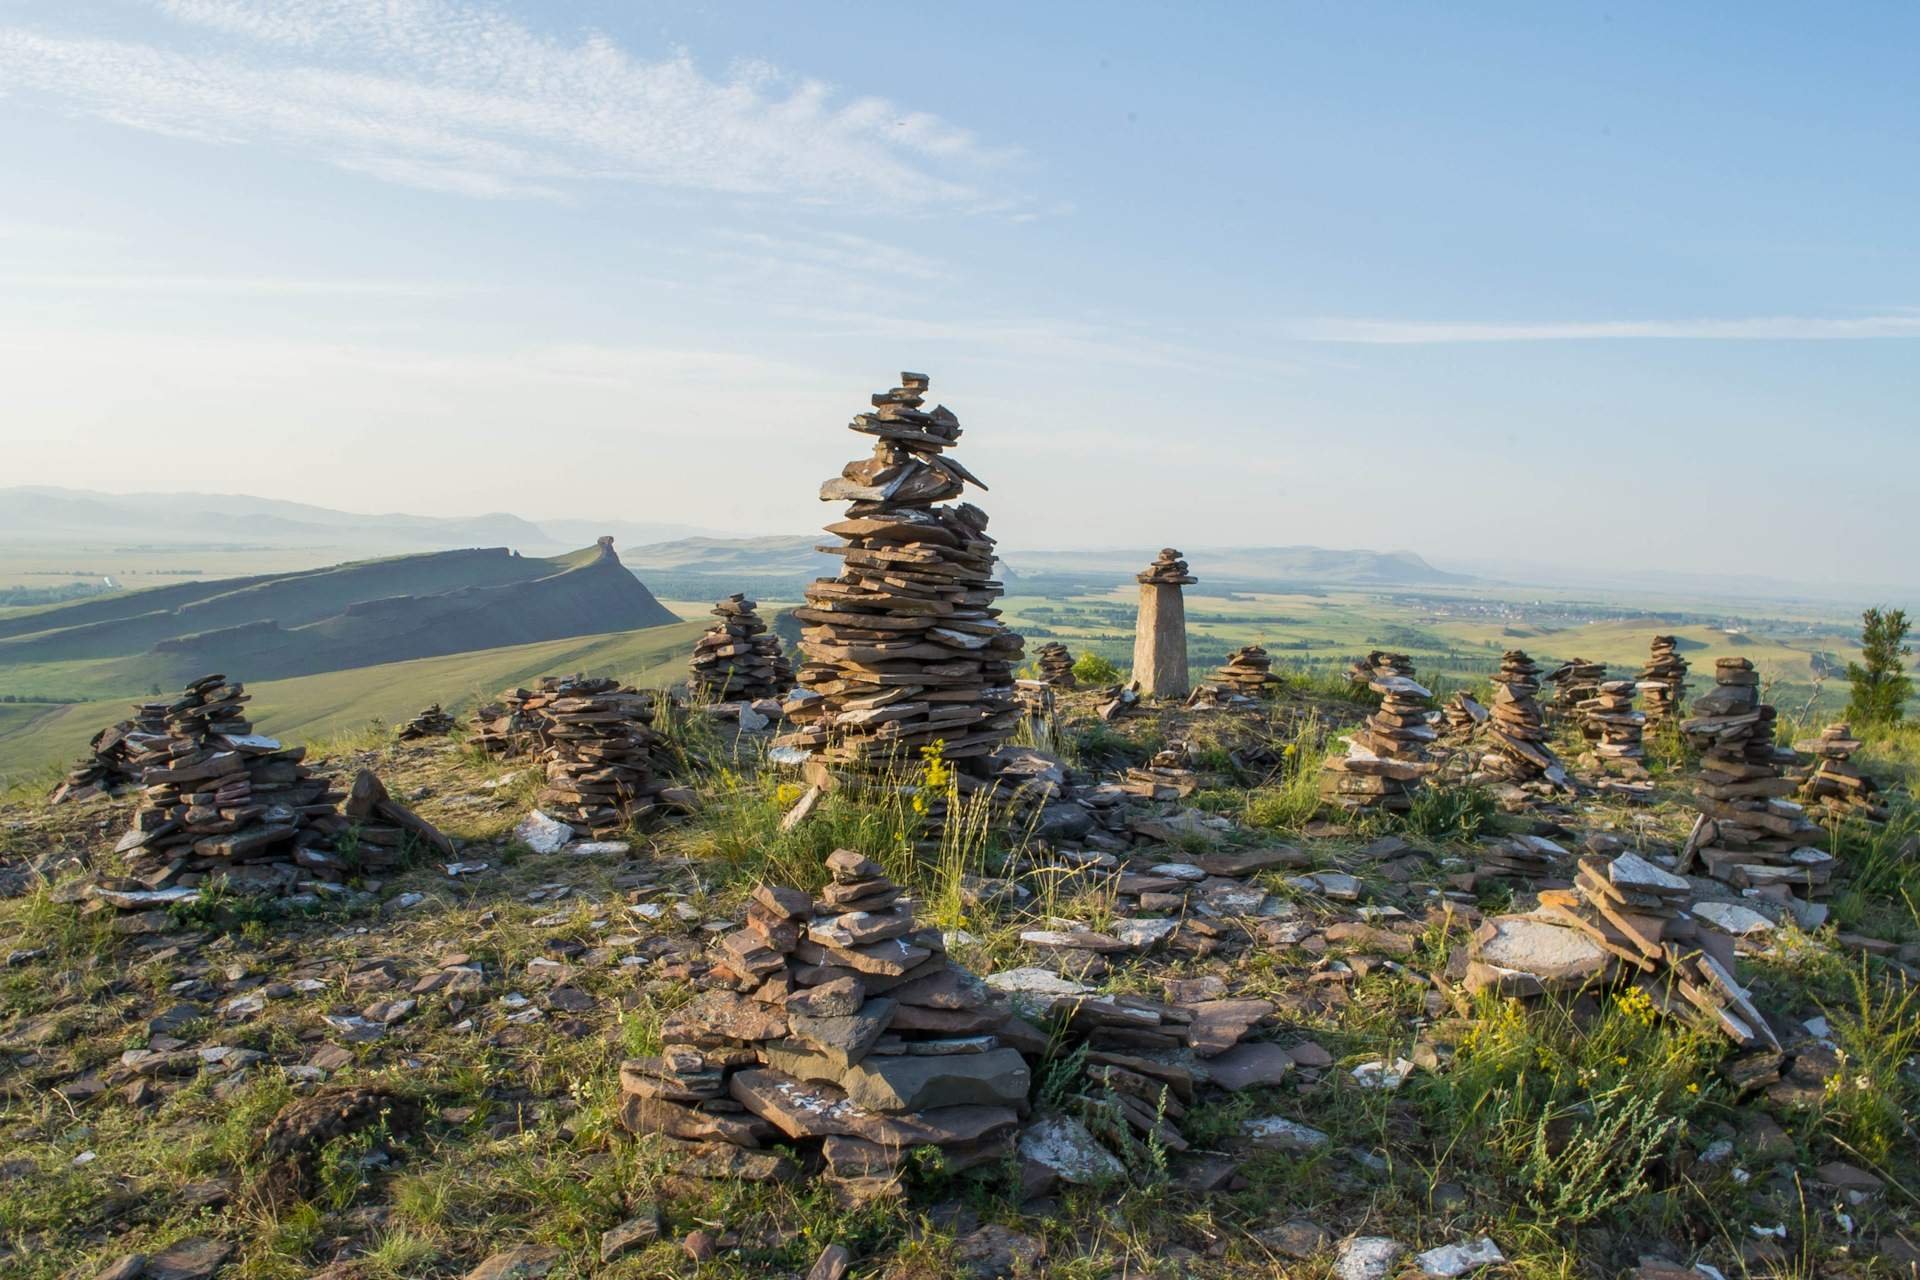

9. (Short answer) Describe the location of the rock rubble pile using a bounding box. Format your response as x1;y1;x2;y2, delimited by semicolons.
50;702;168;804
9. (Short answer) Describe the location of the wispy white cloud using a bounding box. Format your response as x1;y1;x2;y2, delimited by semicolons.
0;272;472;297
0;0;1020;207
1273;312;1920;343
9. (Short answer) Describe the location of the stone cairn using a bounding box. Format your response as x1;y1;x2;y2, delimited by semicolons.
776;373;1024;780
1580;681;1647;774
1320;670;1434;813
618;849;1032;1191
689;594;791;702
1442;692;1488;739
1132;549;1196;699
1678;659;1827;897
1481;650;1568;788
1123;741;1202;801
1032;641;1077;688
1791;724;1888;823
531;676;674;837
395;704;457;740
1476;852;1778;1049
107;675;449;906
50;701;169;804
1637;636;1690;727
1347;650;1414;689
1213;645;1280;697
1548;658;1607;732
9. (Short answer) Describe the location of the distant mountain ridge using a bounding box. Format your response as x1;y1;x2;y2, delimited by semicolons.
998;545;1467;587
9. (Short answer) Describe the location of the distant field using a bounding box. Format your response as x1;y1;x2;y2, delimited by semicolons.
0;542;354;591
0;619;706;781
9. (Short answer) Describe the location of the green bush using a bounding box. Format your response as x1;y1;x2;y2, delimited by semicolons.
1072;651;1122;685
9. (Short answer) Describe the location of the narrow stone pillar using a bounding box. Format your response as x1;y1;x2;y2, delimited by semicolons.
1131;548;1196;698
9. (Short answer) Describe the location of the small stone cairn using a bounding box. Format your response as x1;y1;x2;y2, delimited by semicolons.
1678;659;1827;896
1032;641;1076;688
1213;644;1280;697
395;704;457;740
1481;650;1569;788
1580;680;1647;774
1123;741;1202;801
1547;658;1607;731
776;373;1024;778
528;676;675;837
50;701;169;804
1637;635;1690;727
107;674;448;907
1475;851;1778;1048
1131;549;1196;699
1347;650;1414;689
1791;723;1887;824
1320;669;1435;813
1442;692;1488;739
618;849;1032;1190
689;594;791;702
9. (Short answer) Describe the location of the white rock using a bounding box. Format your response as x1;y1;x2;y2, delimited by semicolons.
1148;862;1208;882
1415;1237;1504;1277
1241;1115;1330;1152
1017;1114;1125;1185
1335;1236;1406;1280
984;968;1092;997
513;810;574;854
1690;901;1776;936
1351;1058;1415;1090
442;861;489;877
391;892;425;910
1112;917;1179;948
736;706;770;732
90;885;200;909
567;840;630;857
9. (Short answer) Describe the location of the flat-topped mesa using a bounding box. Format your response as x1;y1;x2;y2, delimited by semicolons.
1791;722;1887;824
50;701;170;804
1214;644;1281;697
1480;649;1570;789
1547;659;1607;733
1131;549;1194;699
104;674;449;908
1678;658;1826;897
1320;668;1435;813
689;594;792;703
1637;635;1690;727
775;373;1025;779
1031;641;1077;689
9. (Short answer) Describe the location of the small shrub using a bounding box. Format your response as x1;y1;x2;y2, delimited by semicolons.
1072;651;1121;685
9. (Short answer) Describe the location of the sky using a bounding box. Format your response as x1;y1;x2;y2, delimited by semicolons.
2;1;1917;589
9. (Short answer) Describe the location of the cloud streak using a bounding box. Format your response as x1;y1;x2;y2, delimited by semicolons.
1274;313;1920;343
0;0;1019;207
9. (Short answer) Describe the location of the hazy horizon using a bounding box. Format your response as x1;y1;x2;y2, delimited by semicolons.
3;2;1917;588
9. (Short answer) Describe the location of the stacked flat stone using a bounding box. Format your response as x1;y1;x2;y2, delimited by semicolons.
468;690;536;755
1638;636;1690;727
1580;681;1646;767
1548;659;1607;731
50;702;169;804
1792;723;1888;824
1123;742;1201;801
1518;852;1779;1049
1132;550;1196;699
1482;650;1566;786
618;848;1030;1190
776;373;1024;777
395;704;457;740
1442;693;1488;739
1033;642;1076;688
108;674;448;901
1347;650;1413;688
690;595;792;701
524;676;671;837
1214;645;1280;696
1320;671;1434;812
1679;659;1827;895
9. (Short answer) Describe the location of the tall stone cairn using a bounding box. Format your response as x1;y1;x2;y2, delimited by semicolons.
776;373;1024;776
1033;641;1077;688
1320;669;1435;813
1482;650;1566;785
1679;658;1827;895
1637;635;1690;727
1791;724;1888;823
617;848;1031;1189
528;676;672;837
1132;549;1196;699
689;594;791;701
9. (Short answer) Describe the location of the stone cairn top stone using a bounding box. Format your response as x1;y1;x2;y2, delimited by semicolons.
471;675;680;836
1791;723;1887;823
1481;650;1569;790
1032;641;1076;688
690;594;792;702
395;704;456;741
1636;635;1690;727
1214;645;1280;697
1320;667;1435;813
1136;548;1197;586
619;847;1034;1192
104;674;449;911
775;373;1024;777
50;701;169;804
1677;658;1826;899
1468;852;1779;1049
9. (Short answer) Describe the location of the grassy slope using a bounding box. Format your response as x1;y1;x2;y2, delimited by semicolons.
0;619;705;781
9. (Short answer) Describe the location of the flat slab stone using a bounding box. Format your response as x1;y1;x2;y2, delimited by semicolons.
1241;1114;1329;1152
1203;1042;1296;1091
512;810;573;855
1018;1114;1124;1184
1471;914;1609;985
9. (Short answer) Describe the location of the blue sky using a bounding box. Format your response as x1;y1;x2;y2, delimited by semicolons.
2;1;1916;587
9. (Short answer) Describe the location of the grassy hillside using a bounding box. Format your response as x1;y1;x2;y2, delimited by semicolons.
0;618;706;782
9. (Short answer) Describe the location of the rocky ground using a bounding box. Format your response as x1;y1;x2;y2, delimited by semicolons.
2;687;1916;1280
